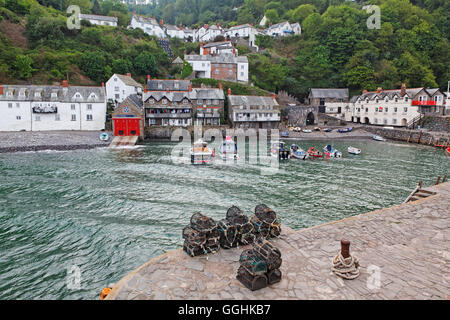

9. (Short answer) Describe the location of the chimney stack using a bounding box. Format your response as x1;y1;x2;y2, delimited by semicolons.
101;82;104;87
188;83;192;92
127;73;131;77
0;85;3;95
362;89;367;94
272;93;277;100
401;83;406;96
227;88;231;95
376;87;382;94
62;80;68;88
147;75;151;80
133;11;136;15
160;19;163;25
219;82;222;90
166;87;170;93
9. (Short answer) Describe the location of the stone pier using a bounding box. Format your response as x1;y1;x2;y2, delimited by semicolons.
106;182;450;300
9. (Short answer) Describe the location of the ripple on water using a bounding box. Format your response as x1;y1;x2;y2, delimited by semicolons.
0;139;448;299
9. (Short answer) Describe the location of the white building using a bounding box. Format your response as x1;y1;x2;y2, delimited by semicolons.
228;92;280;129
195;24;224;42
0;82;107;132
346;84;446;127
165;25;186;39
79;14;118;27
129;14;166;38
265;21;301;37
308;88;349;116
106;73;143;104
200;41;237;56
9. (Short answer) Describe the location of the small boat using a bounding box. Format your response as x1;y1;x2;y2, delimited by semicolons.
99;133;109;141
218;136;239;160
271;141;290;160
190;139;214;164
289;144;309;160
446;147;450;156
348;146;361;155
302;129;312;133
323;144;342;158
307;147;323;158
373;134;385;141
281;131;290;138
323;128;332;132
338;127;353;133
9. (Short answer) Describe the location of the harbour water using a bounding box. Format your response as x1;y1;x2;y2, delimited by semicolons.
0;140;448;299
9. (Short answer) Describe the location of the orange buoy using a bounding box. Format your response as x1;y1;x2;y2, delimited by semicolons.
100;287;112;300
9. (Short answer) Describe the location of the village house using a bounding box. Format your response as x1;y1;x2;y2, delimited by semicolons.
165;24;186;40
143;79;193;127
184;52;249;83
307;88;349;116
346;84;446;127
129;14;166;38
199;41;237;56
0;81;107;132
227;90;281;129
106;73;143;104
112;94;145;139
79;13;118;27
265;21;301;37
143;78;225;127
194;24;224;42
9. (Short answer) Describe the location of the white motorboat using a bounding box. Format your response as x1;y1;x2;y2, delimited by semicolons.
347;146;361;155
373;134;385;141
271;141;289;160
323;144;342;158
302;129;312;133
190;139;214;164
289;144;309;160
218;136;239;160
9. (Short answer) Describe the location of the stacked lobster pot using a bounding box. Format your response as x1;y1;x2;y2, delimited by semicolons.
236;237;282;291
218;206;255;249
250;204;282;239
182;212;220;257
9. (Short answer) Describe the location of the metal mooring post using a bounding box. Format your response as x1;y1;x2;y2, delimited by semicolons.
341;239;350;258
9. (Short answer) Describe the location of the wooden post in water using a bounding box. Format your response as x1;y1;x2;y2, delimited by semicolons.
418;180;423;189
417;130;422;144
435;176;441;185
442;175;447;183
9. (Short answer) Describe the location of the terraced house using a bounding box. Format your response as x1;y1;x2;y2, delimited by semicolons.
346;84;446;127
143;79;225;127
227;90;280;129
0;81;106;132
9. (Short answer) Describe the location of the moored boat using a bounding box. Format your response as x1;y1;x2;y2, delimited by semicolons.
323;144;342;158
373;134;385;141
289;144;309;160
302;129;312;133
190;139;214;164
218;136;239;160
347;146;361;155
307;147;323;158
271;141;290;160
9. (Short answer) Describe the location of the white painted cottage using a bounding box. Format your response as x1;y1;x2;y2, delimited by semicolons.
106;73;143;104
79;14;118;27
129;14;166;38
0;81;107;132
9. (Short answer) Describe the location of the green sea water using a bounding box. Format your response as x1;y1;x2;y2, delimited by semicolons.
0;139;448;299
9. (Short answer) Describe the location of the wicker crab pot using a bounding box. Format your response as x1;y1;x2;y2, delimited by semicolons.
250;204;282;239
182;212;220;257
236;237;282;291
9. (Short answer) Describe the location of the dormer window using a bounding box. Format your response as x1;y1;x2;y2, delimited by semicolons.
405;97;408;102
385;97;389;102
183;99;188;105
162;98;167;104
7;91;13;97
51;92;57;98
150;98;155;104
395;97;398;102
376;99;379;103
35;91;41;98
114;78;117;81
174;82;179;89
366;98;369;103
19;91;25;97
158;83;163;89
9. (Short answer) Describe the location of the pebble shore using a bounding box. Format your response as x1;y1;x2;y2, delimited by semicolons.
0;131;111;153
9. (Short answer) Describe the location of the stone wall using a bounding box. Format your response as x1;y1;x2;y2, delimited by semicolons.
419;116;449;133
284;105;318;126
363;126;449;146
317;113;346;126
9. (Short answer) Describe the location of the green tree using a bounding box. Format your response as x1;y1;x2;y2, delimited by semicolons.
80;51;107;83
291;4;316;23
14;54;33;79
134;52;157;76
112;58;132;75
265;9;279;24
92;0;101;15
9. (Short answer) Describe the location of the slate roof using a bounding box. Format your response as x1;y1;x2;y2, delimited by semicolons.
146;79;190;91
203;41;233;48
309;88;349;100
0;84;106;103
228;95;279;107
143;88;224;103
115;74;143;88
355;87;441;101
127;94;144;109
172;57;184;64
79;14;118;23
132;15;160;27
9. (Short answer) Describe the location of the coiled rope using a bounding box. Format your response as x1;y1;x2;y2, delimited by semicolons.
331;252;360;280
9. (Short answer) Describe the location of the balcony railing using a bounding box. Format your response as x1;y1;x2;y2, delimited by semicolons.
411;100;437;106
147;113;192;119
33;106;57;113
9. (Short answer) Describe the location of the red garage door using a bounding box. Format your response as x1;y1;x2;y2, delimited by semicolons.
113;118;140;136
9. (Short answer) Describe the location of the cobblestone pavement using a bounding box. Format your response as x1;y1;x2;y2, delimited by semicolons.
106;182;450;300
0;131;111;152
